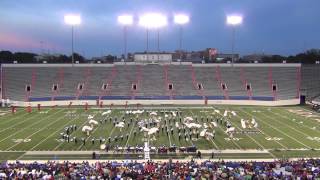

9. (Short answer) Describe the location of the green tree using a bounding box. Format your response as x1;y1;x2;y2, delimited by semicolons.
13;52;37;63
0;51;14;63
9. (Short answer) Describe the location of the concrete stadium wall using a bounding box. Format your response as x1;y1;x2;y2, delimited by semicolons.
2;63;301;68
12;98;300;107
301;64;320;99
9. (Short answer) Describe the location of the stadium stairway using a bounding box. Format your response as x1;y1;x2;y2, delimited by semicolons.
1;64;300;102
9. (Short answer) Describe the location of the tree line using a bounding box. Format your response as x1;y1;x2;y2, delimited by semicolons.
0;51;86;64
241;49;320;64
0;49;320;64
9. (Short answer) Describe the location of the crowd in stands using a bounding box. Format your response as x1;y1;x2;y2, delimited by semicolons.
0;159;319;179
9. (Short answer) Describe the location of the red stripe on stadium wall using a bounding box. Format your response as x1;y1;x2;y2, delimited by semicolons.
189;65;204;98
100;65;118;99
215;66;229;100
296;66;301;98
163;65;173;99
52;67;64;101
0;65;4;99
240;67;252;100
83;67;92;96
25;68;37;102
268;66;276;101
130;65;142;99
74;67;91;100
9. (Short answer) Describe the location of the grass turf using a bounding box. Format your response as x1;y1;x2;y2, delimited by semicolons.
0;105;319;160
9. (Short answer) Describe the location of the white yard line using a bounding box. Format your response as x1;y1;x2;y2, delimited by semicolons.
76;112;110;151
214;110;268;152
285;107;320;124
207;113;236;149
168;134;172;147
77;127;102;150
235;109;288;149
0;111;28;126
213;111;242;149
52;118;88;151
0;110;53;134
239;108;312;149
280;113;319;131
160;111;173;147
0;109;62;144
29;111;78;151
124;120;136;148
270;108;320;132
203;108;276;157
209;138;219;150
269;110;319;134
16;152;27;160
167;120;172;147
6;109;67;150
189;109;219;149
297;106;320;115
217;125;242;149
52;110;97;151
255;127;287;149
175;110;190;148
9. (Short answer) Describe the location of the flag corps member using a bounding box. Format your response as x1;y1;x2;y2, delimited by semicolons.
26;105;32;113
11;106;16;114
85;102;88;111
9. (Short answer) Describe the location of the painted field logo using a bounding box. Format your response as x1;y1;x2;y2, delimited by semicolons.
252;110;261;113
55;139;65;142
39;111;49;114
12;139;31;143
265;137;282;141
307;137;320;142
224;137;242;141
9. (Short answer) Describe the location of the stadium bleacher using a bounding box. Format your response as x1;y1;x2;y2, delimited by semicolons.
302;65;320;101
136;64;164;96
2;64;300;102
0;159;319;179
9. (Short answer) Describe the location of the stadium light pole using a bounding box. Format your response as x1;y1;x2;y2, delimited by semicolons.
156;16;168;62
118;15;133;61
226;15;243;64
64;14;81;65
174;14;190;60
139;13;168;62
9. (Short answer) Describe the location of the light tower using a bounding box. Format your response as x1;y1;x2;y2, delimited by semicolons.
118;15;133;61
139;13;168;61
64;14;81;65
226;15;243;64
174;14;190;60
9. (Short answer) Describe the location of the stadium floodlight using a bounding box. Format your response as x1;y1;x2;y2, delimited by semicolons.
139;13;168;29
226;15;243;64
139;13;168;61
226;15;243;25
174;14;190;25
174;14;190;60
117;15;133;26
118;15;133;61
64;14;81;26
64;14;81;65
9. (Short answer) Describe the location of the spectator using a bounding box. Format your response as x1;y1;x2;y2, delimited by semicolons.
0;159;319;179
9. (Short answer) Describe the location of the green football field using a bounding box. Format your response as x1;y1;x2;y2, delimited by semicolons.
0;105;319;161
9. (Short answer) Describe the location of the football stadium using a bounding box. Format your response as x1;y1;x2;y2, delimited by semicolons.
0;64;320;160
1;0;320;179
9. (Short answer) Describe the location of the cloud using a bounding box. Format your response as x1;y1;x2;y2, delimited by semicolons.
0;32;59;52
0;0;320;57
